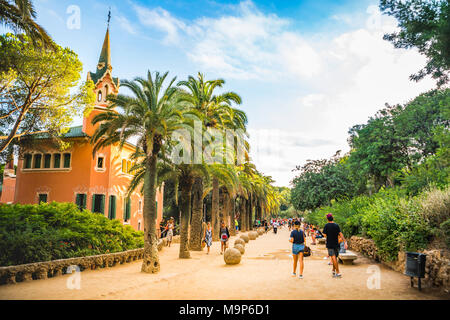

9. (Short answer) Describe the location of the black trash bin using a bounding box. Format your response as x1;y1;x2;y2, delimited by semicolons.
405;252;426;291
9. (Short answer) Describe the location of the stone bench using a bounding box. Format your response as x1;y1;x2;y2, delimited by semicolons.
317;238;326;244
338;250;358;265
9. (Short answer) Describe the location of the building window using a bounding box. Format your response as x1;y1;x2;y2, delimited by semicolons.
63;153;71;168
97;156;104;169
53;153;61;168
38;193;48;203
24;154;32;169
121;159;127;173
97;90;102;102
139;200;142;211
105;85;109;96
124;197;131;221
75;193;87;210
108;195;116;219
92;194;105;214
138;221;141;231
33;154;42;168
44;154;51;168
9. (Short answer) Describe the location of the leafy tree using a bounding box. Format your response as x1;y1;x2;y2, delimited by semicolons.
380;0;450;86
0;0;54;48
291;151;360;211
348;106;411;189
0;33;94;153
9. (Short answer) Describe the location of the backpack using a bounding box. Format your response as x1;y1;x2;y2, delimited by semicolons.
303;246;311;257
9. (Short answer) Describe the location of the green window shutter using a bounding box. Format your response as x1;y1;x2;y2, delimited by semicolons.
155;200;158;215
76;194;87;210
24;154;32;169
76;194;81;209
63;153;71;168
127;199;131;220
92;194;96;212
109;195;116;219
100;195;105;215
54;154;61;168
38;194;47;203
44;154;51;168
124;198;131;220
34;154;42;168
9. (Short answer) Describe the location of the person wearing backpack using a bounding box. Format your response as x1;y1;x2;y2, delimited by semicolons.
289;220;305;279
219;220;230;255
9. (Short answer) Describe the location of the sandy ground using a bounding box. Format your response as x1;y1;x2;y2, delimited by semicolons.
0;227;447;300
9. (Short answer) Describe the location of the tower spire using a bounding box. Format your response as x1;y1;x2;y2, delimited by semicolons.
97;10;111;69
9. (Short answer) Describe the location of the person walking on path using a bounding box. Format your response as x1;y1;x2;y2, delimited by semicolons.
235;218;239;232
219;220;230;254
323;213;347;278
273;220;279;234
203;221;213;254
166;217;175;247
290;220;305;279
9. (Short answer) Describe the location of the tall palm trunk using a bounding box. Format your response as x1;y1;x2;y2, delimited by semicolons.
239;197;246;231
247;194;252;230
212;177;220;241
179;173;193;259
141;152;160;273
230;196;236;236
220;189;227;227
189;177;203;251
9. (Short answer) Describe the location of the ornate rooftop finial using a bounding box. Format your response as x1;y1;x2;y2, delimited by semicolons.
107;7;111;28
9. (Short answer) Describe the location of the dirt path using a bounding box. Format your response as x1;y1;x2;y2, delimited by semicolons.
0;227;446;300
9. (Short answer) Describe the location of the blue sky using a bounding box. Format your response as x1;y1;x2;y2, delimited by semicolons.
32;0;436;186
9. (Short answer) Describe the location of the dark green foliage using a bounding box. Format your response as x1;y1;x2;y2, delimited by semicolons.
380;0;450;86
0;202;144;266
441;219;450;247
291;151;363;211
305;187;435;261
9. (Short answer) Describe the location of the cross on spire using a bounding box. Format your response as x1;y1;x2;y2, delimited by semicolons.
107;7;111;28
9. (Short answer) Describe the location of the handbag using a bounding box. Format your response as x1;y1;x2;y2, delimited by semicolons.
201;240;206;248
303;245;311;257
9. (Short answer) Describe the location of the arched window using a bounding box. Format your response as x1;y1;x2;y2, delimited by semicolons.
105;85;109;96
97;90;102;102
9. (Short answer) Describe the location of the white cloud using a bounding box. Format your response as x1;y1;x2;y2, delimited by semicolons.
128;1;436;186
133;4;186;44
115;14;137;35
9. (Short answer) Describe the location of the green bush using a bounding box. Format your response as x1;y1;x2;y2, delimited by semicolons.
440;219;450;247
0;202;144;266
305;187;437;261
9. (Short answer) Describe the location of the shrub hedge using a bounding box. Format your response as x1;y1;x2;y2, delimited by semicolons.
0;202;144;266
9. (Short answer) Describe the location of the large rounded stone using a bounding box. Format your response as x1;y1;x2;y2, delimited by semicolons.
234;243;245;255
234;238;245;247
257;229;264;236
248;231;257;240
240;234;249;243
224;248;241;265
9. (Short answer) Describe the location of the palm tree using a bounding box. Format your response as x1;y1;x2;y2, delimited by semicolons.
91;70;183;273
0;0;53;47
178;73;246;242
158;142;210;258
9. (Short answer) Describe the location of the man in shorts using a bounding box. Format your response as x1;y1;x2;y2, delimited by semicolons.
323;213;347;278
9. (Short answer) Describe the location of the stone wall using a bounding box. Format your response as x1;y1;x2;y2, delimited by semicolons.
349;236;450;294
0;235;181;286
